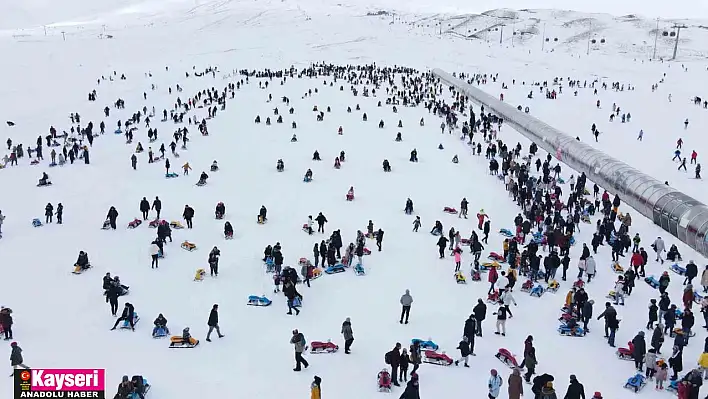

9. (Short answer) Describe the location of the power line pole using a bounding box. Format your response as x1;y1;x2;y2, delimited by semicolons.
652;18;660;60
671;24;687;60
587;21;593;55
541;23;546;50
499;23;505;44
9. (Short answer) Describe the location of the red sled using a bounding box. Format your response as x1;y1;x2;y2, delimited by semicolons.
443;207;457;214
363;248;371;255
149;219;166;228
495;348;520;368
460;238;470;245
616;341;634;360
422;350;453;366
310;341;338;354
346;194;354;201
127;218;142;229
487;252;506;262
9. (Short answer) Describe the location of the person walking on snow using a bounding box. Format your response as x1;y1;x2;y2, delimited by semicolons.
341;318;354;354
310;376;321;399
9;342;29;375
454;336;471;367
653;237;666;264
488;369;503;399
206;304;224;342
400;289;413;324
637;130;643;141
290;329;309;371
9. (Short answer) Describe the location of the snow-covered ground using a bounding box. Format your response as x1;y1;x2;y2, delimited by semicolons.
1;1;708;399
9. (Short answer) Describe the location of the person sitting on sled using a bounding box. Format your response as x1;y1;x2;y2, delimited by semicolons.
210;160;218;171
565;317;580;335
347;186;354;198
198;171;209;184
75;251;90;270
276;159;284;171
39;172;49;186
304;169;313;180
334;157;341;168
114;376;135;399
215;202;225;218
181;327;196;344
224;222;233;237
152;314;169;336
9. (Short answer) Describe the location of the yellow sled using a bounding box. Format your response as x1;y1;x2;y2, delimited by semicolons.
181;241;197;251
547;280;560;292
169;336;199;348
606;290;616;299
194;268;206;281
612;262;624;273
455;271;467;284
170;221;184;229
311;268;323;279
481;261;502;269
257;215;267;224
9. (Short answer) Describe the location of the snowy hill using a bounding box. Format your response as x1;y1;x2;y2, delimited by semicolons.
1;1;708;399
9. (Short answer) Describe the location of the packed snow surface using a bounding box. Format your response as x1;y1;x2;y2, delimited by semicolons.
1;1;708;399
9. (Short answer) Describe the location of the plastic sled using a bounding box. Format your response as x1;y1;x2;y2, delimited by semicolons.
225;232;234;240
101;219;112;230
354;263;365;276
471;271;481;281
460;238;470;245
127;218;142;229
257;215;267;224
120;312;140;329
480;261;502;271
310;341;339;354
181;241;197;251
72;263;92;274
520;279;534;293
411;339;439;351
671;327;696;338
606;290;616;300
32;218;43;227
165;172;178;178
616;342;634;360
115;129;122;135
378;370;392;393
346;194;354;201
488;252;506;262
430;229;441;236
670;263;686;276
546;280;560;292
499;228;513;238
148;219;164;228
443;207;457;214
363;248;371;255
694;291;704;304
303;176;312;183
455;271;466;284
247;295;272;306
495;348;519;368
128;377;150;399
530;284;545;297
195;180;207;187
30;159;40;165
611;262;624;274
264;257;275;272
48;162;57;168
169;336;200;348
644;276;660;289
194;268;206;281
422;350;453;366
623;373;646;393
665;379;679;393
37;181;53;187
487;290;501;304
170;221;184;229
557;324;586;337
557;177;566;184
152;327;168;338
311;268;323;280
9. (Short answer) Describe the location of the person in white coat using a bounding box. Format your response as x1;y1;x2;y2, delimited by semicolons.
150;242;160;269
653;237;666;264
0;210;5;237
305;215;314;235
500;287;517;318
497;271;509;291
488;368;503;398
585;256;597;282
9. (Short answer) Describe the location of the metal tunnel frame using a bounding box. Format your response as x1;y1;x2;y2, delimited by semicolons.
432;68;708;259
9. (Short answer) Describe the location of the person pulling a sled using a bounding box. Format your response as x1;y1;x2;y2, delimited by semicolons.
259;206;268;223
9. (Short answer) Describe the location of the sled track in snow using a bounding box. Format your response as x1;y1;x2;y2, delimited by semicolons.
434;68;708;259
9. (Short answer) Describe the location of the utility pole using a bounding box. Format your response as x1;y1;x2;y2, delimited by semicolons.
499;23;505;44
652;18;660;60
541;23;546;50
586;21;593;55
671;24;687;60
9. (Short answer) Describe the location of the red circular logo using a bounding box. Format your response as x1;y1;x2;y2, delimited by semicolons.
20;371;30;381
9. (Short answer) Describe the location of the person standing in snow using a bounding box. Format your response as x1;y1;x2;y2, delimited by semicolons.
206;304;224;342
45;203;54;224
454;336;471;367
140;197;150;220
501;287;517;318
315;212;327;233
488;369;503;399
183;205;195;229
290;329;309;371
653;237;666;264
151;196;162;219
150;241;160;269
376;229;384;251
9;342;29;374
0;210;5;237
400;289;413;324
310;376;321;399
341;318;354;354
106;206;119;229
386;343;402;386
493;305;508;336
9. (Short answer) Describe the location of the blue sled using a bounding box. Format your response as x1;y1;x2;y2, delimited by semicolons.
499;229;513;238
325;264;346;274
623;373;646;392
557;324;586;337
128;377;150;399
115;129;122;135
121;312;140;329
32;218;43;227
248;295;272;306
165;172;178;178
644;276;660;289
152;327;168;338
670;263;686;276
354;263;365;276
530;285;545;297
303;176;312;183
411;339;438;351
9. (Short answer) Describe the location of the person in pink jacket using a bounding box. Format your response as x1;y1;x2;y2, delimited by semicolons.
454;247;462;272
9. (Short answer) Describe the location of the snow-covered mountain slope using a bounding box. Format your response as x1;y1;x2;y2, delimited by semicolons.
0;1;707;399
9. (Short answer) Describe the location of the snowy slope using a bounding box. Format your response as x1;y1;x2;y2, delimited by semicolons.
0;1;708;399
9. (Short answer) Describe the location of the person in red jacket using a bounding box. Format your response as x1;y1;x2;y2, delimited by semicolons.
630;251;644;276
477;210;488;230
691;150;698;164
488;267;498;295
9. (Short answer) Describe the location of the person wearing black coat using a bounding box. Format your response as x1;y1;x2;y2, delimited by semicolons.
399;374;420;399
651;325;665;354
387;343;402;386
564;375;585;399
532;373;554;398
151;197;162;219
315;212;327;233
331;230;343;258
376;229;384;251
632;331;647;370
106;284;120;316
454;337;471;367
45;203;54;224
473;299;486;337
106;206;119;229
183;205;195;229
284;281;301;315
139;197;150;220
582;300;593;331
313;243;320;267
111;303;135;331
206;304;224;341
437;236;448;258
0;309;13;340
